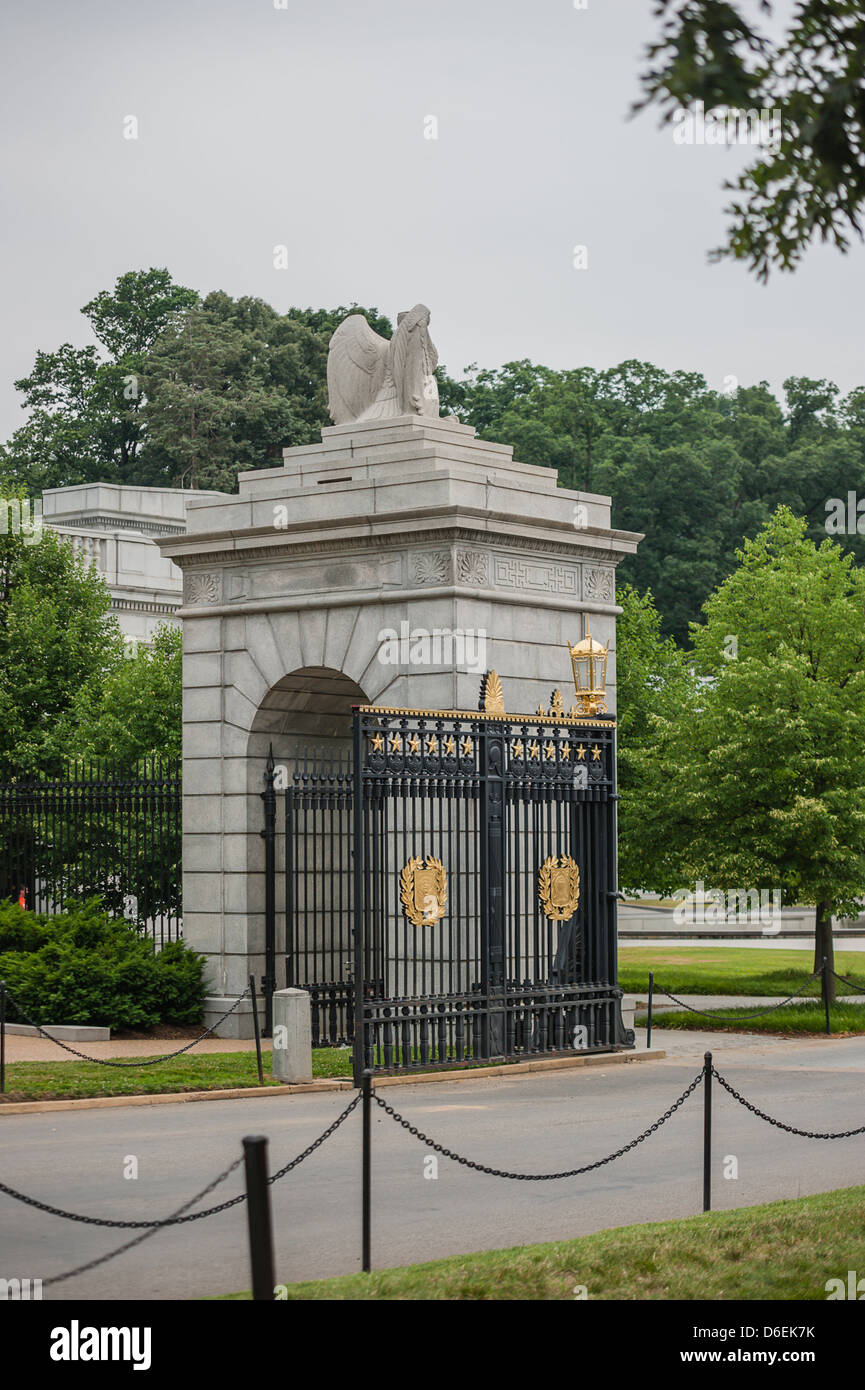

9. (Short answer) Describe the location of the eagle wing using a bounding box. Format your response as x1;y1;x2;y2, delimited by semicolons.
327;315;389;424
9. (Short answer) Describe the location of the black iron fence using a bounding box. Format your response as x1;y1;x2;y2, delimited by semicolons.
0;758;182;945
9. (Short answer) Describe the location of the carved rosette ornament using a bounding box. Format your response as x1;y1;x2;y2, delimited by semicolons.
456;550;488;586
413;551;450;585
184;572;221;605
400;856;448;926
538;855;581;923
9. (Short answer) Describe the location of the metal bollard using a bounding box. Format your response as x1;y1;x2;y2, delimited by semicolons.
243;1135;276;1301
702;1051;712;1213
646;971;654;1050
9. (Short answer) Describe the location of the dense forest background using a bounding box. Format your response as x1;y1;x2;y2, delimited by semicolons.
2;268;864;643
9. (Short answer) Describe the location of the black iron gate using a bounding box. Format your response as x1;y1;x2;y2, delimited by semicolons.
280;747;354;1048
267;688;633;1078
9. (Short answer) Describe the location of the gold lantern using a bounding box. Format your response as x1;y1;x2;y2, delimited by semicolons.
567;621;609;716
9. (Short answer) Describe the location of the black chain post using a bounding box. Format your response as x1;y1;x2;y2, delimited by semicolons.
250;975;264;1085
646;971;653;1050
0;978;5;1095
822;956;831;1036
351;712;365;1088
243;1135;275;1301
702;1051;712;1212
362;1070;372;1272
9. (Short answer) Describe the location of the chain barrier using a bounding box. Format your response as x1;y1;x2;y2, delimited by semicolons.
710;1065;865;1140
0;1092;360;1233
267;1092;361;1183
652;969;823;1021
830;967;865;996
1;985;252;1067
372;1071;704;1179
43;1153;246;1289
4;1062;865;1295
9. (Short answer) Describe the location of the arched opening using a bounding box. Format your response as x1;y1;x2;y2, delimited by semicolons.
247;667;369;1044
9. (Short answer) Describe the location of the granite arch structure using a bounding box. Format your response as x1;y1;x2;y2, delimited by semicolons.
159;413;642;1035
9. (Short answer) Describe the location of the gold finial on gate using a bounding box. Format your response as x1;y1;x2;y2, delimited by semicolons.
479;670;506;716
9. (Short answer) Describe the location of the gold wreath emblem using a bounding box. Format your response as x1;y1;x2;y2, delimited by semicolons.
400;855;448;926
538;855;580;922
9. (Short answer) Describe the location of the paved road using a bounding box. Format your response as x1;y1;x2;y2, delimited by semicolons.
2;1030;864;1301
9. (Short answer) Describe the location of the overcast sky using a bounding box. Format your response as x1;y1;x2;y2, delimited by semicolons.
1;0;862;443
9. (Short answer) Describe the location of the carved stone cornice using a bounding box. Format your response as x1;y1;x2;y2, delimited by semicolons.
167;523;640;572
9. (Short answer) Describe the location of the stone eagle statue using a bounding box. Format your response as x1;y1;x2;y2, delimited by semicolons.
327;304;440;424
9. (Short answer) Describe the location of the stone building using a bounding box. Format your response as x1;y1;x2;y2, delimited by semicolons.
42;483;220;646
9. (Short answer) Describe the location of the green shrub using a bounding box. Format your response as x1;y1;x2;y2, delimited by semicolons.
0;899;205;1031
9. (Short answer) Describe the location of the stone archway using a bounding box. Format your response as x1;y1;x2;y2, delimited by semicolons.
247;665;369;773
246;667;368;1036
165;412;639;1036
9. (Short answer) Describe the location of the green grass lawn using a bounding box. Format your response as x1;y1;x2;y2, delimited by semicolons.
639;1000;865;1036
0;1047;354;1102
619;946;865;997
219;1185;865;1300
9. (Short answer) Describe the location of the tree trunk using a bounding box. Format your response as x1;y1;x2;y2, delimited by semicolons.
814;900;835;1004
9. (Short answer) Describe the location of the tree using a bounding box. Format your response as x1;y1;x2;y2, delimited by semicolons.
137;305;296;490
634;508;865;992
81;268;198;360
0;510;121;764
1;269;198;492
615;584;699;894
1;276;400;495
62;624;182;763
636;2;865;279
135;296;398;489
